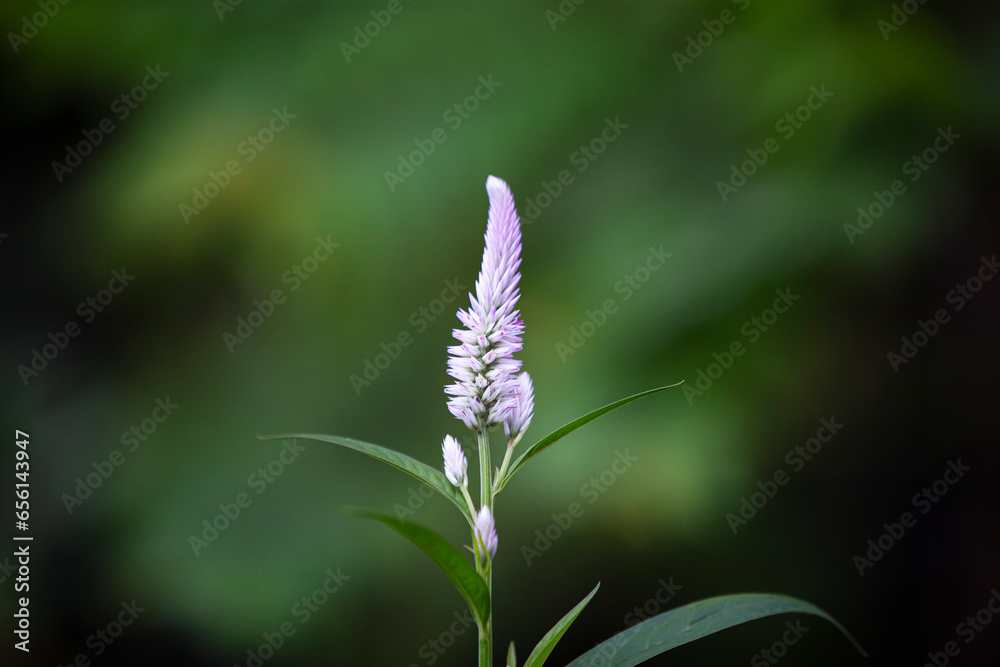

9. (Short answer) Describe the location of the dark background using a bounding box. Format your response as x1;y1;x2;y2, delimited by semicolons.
1;1;998;665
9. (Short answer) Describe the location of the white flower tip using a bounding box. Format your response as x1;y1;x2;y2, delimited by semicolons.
442;435;467;486
486;175;510;198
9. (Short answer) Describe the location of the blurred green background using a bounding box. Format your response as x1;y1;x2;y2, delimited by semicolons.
2;1;998;665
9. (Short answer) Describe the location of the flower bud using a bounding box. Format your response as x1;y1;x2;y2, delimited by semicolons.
503;372;534;444
441;435;467;487
475;506;499;560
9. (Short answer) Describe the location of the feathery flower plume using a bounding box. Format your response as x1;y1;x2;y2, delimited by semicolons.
445;176;525;432
503;371;534;445
441;435;468;487
474;506;498;561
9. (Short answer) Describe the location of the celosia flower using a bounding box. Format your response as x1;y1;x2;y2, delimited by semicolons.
503;371;534;444
441;435;467;487
474;506;498;560
445;176;525;432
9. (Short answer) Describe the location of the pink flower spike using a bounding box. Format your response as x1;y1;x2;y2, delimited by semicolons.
446;176;525;432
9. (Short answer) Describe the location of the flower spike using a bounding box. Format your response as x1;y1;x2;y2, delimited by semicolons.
445;176;525;432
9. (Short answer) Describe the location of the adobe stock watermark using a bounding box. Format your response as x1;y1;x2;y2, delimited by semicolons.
222;236;339;353
16;267;135;386
623;577;683;627
521;116;629;225
55;600;145;666
340;0;416;62
392;441;471;520
544;0;587;31
12;545;30;652
521;449;638;566
683;288;799;404
213;0;244;21
672;0;751;73
8;0;72;53
188;440;307;556
886;253;996;372
405;608;477;667
844;126;959;244
878;0;930;41
0;553;19;585
234;567;349;667
383;75;502;191
852;458;970;576
922;587;1000;667
61;397;179;515
50;65;169;182
490;580;678;667
750;619;810;666
179;106;296;224
392;484;436;521
349;277;466;395
555;244;671;362
716;84;833;202
726;417;844;535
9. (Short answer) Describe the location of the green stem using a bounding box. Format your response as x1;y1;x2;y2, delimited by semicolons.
478;427;492;510
493;441;515;499
478;562;492;667
460;485;478;519
478;620;492;667
476;426;493;667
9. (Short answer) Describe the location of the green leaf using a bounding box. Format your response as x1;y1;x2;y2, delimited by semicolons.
524;583;600;667
345;508;490;628
259;433;471;523
565;593;866;667
496;383;683;492
508;641;517;667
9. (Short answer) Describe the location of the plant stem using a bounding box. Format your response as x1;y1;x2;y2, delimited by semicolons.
460;485;478;520
476;426;493;667
479;619;492;667
478;576;493;667
478;428;492;510
494;442;515;496
477;562;493;667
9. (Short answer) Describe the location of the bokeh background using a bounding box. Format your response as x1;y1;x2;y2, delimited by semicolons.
2;1;998;665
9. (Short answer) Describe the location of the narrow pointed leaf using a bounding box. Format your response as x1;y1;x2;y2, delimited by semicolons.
345;508;490;628
524;583;600;667
259;433;471;522
565;593;866;667
508;641;517;667
497;383;683;492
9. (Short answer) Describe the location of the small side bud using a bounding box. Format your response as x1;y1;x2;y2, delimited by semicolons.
503;372;534;445
475;506;498;561
442;435;467;486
